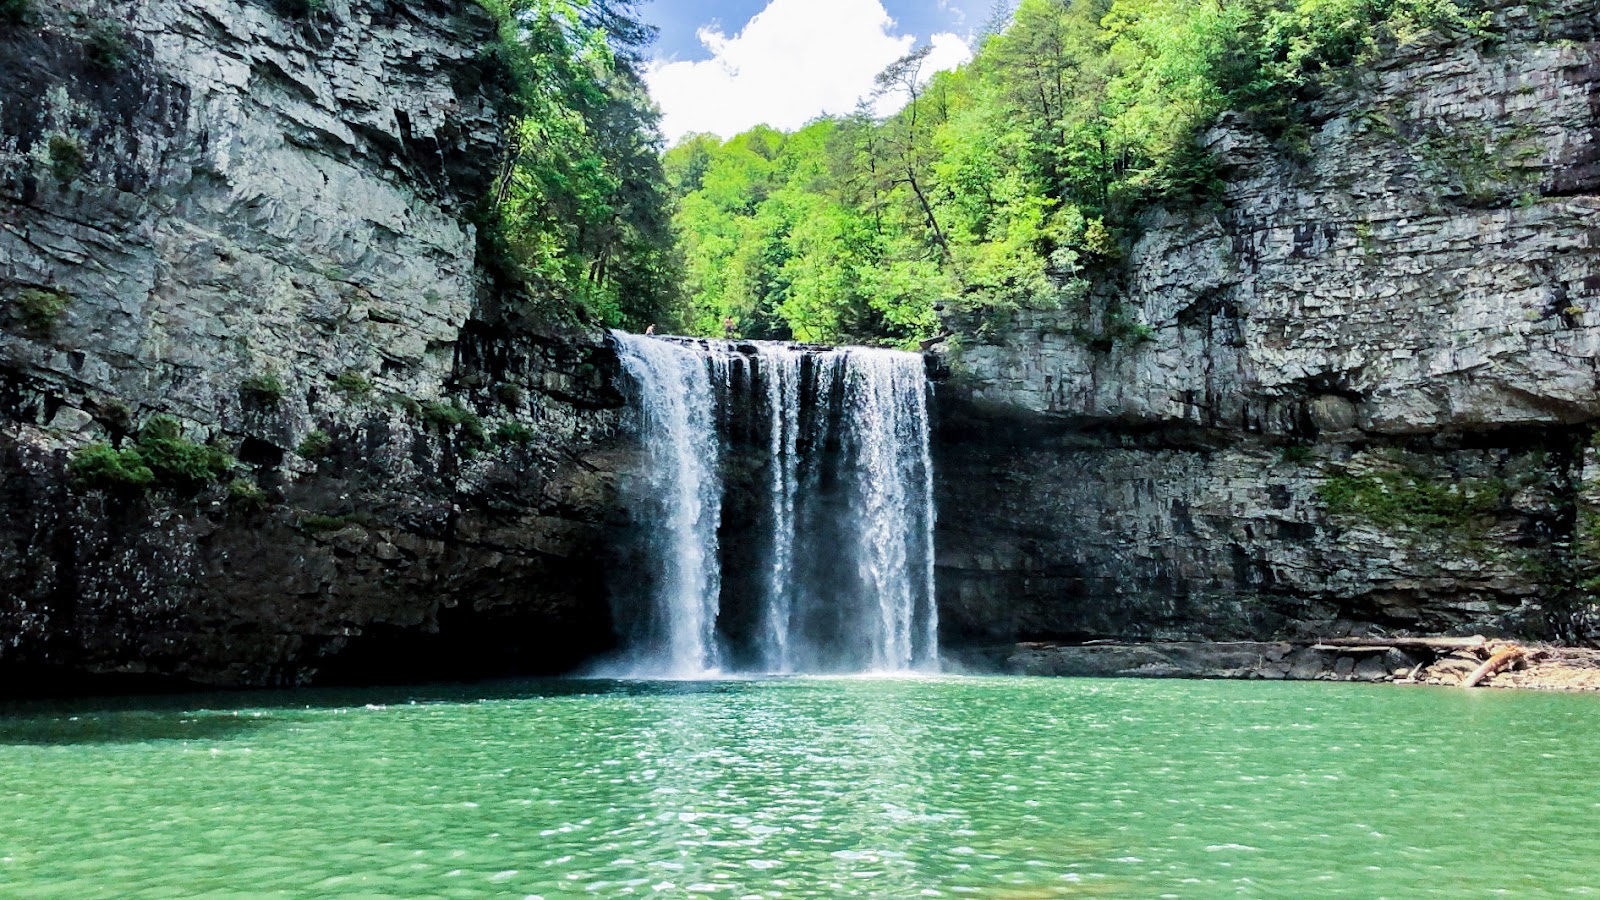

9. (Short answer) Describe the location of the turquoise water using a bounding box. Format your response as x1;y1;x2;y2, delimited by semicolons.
0;677;1597;898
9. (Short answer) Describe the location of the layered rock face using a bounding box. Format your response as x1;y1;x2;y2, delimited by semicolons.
937;3;1600;648
5;0;1599;694
0;0;626;692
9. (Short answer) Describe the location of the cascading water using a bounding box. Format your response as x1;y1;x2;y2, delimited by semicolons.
611;334;727;677
840;349;939;672
755;345;803;673
609;332;938;676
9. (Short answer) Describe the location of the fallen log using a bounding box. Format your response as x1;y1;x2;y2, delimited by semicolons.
1463;645;1527;689
1316;636;1487;652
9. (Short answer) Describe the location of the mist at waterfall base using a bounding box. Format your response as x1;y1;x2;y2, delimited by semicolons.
601;332;939;677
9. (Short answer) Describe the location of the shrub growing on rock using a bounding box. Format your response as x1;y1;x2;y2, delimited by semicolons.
421;401;485;445
12;288;72;333
297;430;333;459
1280;445;1315;466
68;417;233;491
240;373;286;403
95;398;133;432
1320;468;1508;531
494;421;536;447
226;478;270;510
46;135;84;184
299;513;352;532
68;444;155;488
333;370;372;398
82;22;129;71
389;395;421;416
493;383;526;409
136;416;235;484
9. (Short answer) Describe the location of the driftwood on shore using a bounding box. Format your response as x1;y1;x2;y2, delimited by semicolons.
1311;636;1540;689
998;636;1600;690
1462;645;1528;688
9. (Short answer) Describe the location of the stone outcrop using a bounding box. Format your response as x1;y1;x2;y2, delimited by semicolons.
0;0;628;693
980;639;1600;691
936;2;1600;649
989;641;1422;684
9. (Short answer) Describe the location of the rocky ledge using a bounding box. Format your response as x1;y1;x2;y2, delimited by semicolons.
982;638;1600;691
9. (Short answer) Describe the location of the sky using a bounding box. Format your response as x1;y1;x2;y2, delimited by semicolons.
640;0;992;144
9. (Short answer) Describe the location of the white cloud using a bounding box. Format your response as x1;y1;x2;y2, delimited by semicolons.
646;0;973;144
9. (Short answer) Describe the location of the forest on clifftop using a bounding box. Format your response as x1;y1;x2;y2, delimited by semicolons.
479;0;1492;345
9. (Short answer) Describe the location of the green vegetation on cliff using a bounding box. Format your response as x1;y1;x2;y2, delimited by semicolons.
11;287;71;333
69;416;234;491
1319;467;1507;531
442;0;1489;341
662;0;1487;345
474;0;679;331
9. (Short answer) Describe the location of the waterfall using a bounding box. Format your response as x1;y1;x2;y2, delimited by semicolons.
609;332;939;676
611;334;726;677
756;345;803;673
840;350;940;671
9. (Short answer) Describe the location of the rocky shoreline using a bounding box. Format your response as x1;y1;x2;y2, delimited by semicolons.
969;639;1600;692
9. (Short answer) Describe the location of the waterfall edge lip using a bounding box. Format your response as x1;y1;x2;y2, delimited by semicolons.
611;329;916;357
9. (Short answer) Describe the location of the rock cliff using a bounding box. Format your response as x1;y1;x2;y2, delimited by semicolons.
6;0;1599;694
0;0;626;693
936;1;1600;649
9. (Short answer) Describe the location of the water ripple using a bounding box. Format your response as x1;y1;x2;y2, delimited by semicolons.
0;678;1596;897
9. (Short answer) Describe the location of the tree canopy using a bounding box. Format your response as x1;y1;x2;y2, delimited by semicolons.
660;0;1487;346
470;0;1486;344
474;0;680;331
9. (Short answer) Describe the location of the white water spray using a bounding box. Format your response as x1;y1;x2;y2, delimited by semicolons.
840;349;939;671
756;344;804;672
612;333;726;677
611;333;938;675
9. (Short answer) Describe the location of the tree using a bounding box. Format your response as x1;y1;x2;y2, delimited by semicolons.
476;0;680;330
873;46;950;259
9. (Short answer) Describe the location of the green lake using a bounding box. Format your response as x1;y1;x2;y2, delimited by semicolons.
0;677;1596;898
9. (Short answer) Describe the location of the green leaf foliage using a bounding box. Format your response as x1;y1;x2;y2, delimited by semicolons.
81;21;129;72
68;444;155;489
1320;468;1508;530
227;478;270;510
46;134;84;184
663;0;1482;346
333;370;373;398
69;416;234;490
240;373;286;403
420;401;487;447
12;287;72;333
297;430;333;459
474;0;680;331
136;416;235;484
